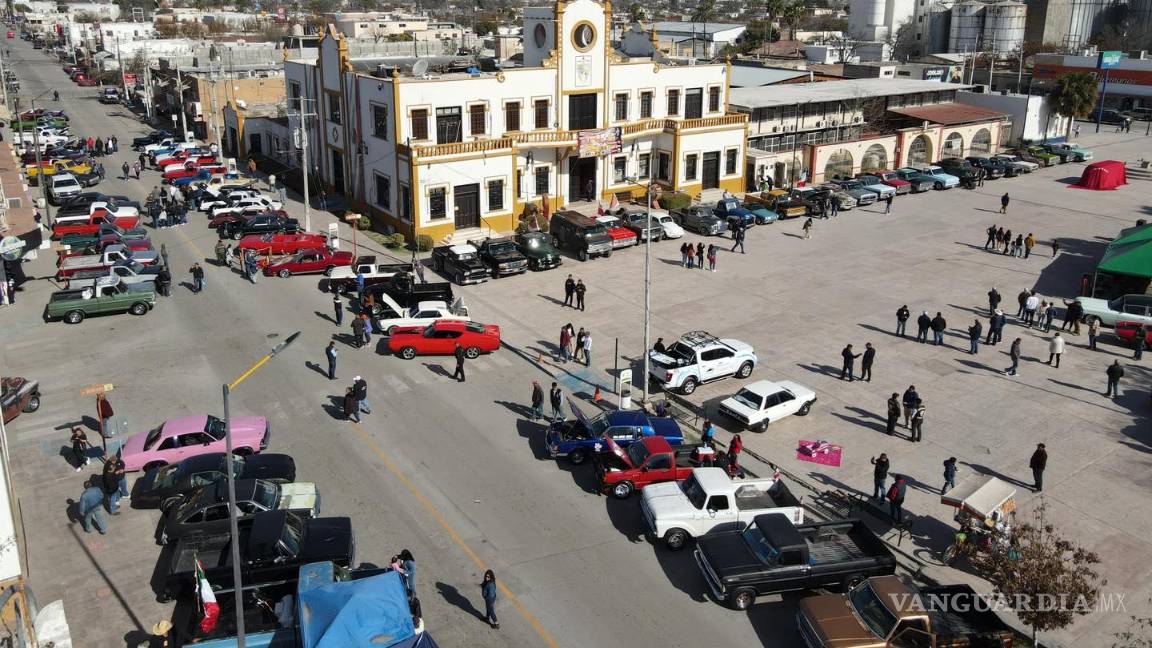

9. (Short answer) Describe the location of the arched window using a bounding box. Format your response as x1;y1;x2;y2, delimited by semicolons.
942;132;964;159
907;135;933;166
861;144;888;172
970;128;992;154
824;149;854;180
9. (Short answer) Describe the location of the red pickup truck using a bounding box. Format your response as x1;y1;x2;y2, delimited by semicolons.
592;436;719;499
163;162;227;183
53;212;142;239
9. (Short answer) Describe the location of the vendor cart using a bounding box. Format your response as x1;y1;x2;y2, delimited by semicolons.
940;476;1017;564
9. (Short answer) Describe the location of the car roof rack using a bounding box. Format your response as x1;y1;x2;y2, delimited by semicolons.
677;330;726;349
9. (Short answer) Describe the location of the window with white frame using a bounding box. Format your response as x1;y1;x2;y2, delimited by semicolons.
372;104;388;140
375;173;391;209
613;156;627;183
685;154;698;182
429;187;447;219
638;153;651;180
487;179;505;211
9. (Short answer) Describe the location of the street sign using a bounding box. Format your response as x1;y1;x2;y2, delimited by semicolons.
79;383;114;397
343;212;361;223
0;236;25;261
1099;51;1121;69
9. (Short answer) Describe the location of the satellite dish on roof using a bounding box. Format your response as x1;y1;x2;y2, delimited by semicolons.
410;59;429;77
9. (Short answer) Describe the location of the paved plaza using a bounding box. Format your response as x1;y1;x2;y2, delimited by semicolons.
1;38;1150;647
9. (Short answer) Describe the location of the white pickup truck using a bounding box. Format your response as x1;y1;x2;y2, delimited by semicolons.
374;297;469;334
648;330;757;395
640;467;804;550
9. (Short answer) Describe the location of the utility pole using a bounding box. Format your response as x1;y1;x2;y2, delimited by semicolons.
116;36;128;107
175;65;189;141
289;98;319;233
0;46;11;118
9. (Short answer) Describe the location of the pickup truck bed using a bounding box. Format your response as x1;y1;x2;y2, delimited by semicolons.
736;482;800;510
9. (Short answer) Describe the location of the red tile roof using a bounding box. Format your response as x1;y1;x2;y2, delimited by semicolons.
888;102;1008;126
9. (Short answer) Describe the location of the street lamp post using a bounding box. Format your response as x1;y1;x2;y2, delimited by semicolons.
30;89;55;226
630;177;656;405
221;331;300;648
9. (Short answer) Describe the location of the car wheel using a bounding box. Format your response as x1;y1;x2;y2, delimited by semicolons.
679;377;698;395
128;302;148;316
23;394;40;413
604;249;612;259
664;528;688;551
277;269;291;278
323;266;335;277
612;481;635;499
387;325;397;336
934;182;944;190
231;231;242;240
569;448;590;465
63;310;84;324
455;272;464;285
797;402;812;416
578;249;588;262
735;362;753;379
731;588;757;611
752;419;769;433
144;461;167;473
464;346;480;360
399;347;417;360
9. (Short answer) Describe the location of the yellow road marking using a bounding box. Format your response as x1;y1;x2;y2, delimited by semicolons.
350;423;559;647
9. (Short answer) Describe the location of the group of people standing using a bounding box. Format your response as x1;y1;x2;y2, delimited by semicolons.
678;241;719;271
984;224;1058;258
557;323;593;367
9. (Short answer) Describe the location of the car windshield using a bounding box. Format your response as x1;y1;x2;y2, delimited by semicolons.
203;415;226;440
253;480;279;510
56;178;79;188
849;582;900;639
587;414;610;438
280;513;303;557
142;426;165;451
841;181;861;190
680;474;708;510
732;388;764;410
664;342;695;364
583;224;607;236
522;234;545;248
742;524;782;565
626;441;650;467
153;463;183;489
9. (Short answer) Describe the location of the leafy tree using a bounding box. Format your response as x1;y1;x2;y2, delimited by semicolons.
1047;72;1099;138
350;0;378;11
781;0;805;40
691;0;717;23
304;0;341;16
1114;599;1152;647
127;50;148;75
761;0;786;25
978;503;1104;644
627;1;646;23
474;20;497;36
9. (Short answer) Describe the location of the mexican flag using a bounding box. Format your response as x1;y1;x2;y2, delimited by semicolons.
196;558;220;634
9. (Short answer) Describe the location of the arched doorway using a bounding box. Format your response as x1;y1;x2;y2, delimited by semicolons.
907;134;932;166
970;128;992;154
942;132;964;158
861;144;889;172
824;149;854;180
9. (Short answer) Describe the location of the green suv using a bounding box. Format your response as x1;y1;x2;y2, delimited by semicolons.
45;279;156;324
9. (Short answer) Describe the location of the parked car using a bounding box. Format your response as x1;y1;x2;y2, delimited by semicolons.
1100;108;1129;125
219;213;300;240
833;179;878;206
964;156;1005;179
653;212;685;239
615;207;665;242
934;158;979;184
546;402;684;465
159;478;320;545
593;436;713;499
238;232;328;256
911;165;960;189
1077;294;1152;327
375;298;469;335
1038;143;1075;164
550;210;613;261
468;237;529;278
66;261;160;289
132;130;174;149
131;452;297;511
1045;142;1093;162
713;197;758;228
387;320;501;360
595;214;639;249
993;153;1039;174
695;514;896;610
814;184;858;209
44;278;155;324
327;255;413;293
1023;146;1061;167
854;174;897;199
363;275;454;316
513;231;563;271
1;377;41;424
118;413;270;472
873;170;913;195
671;205;726;235
1114;320;1152;349
430;244;491;284
718;379;817;432
648;330;757;395
262;247;354;278
47;173;82;205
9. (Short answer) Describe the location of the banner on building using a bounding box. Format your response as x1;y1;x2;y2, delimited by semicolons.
577;127;622;158
122;73;138;87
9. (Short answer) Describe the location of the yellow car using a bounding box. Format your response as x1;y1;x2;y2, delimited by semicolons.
25;159;92;185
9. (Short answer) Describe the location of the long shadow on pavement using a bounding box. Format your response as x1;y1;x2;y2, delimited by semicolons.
829;410;888;435
603;494;646;544
435;581;483;621
652;539;709;603
513;418;550;461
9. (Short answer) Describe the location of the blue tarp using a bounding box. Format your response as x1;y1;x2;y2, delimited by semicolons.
298;568;415;648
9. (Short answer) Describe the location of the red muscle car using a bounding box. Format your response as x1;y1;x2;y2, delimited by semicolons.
163;163;226;183
1115;320;1152;350
387;320;501;360
263;247;354;277
239;232;328;256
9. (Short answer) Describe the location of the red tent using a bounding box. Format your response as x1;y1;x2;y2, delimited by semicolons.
1070;160;1128;190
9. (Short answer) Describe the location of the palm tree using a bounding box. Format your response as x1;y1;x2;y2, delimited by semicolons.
627;1;646;23
1047;72;1098;139
691;0;718;57
781;0;805;41
764;0;786;26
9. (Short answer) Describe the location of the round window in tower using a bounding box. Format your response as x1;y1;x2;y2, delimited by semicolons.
572;22;596;51
534;24;547;48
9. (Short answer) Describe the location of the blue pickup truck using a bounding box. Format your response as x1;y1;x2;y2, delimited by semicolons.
546;403;684;465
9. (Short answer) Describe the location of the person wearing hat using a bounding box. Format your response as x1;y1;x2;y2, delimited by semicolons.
142;619;172;648
353;376;371;415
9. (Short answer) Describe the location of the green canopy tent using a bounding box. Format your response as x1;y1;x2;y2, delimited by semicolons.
1092;223;1152;297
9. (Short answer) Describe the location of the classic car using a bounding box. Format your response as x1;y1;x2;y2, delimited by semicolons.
514;231;563;270
61;193;139;210
615;208;665;242
934;158;979;183
1077;294;1152;328
855;174;898;199
891;168;936;192
1115;320;1152;349
718;379;817;432
119;413;270;472
833;179;878;205
387;320;501;360
163;162;227;183
376;299;470;335
132;452;297;511
671;206;726;235
25;159;91;185
44;279;155;324
1044;142;1093;162
965;156;1006;179
743;202;779;224
814;184;858;210
159;478;319;544
1;377;41;424
263;247;354;277
220;213;300;240
200;189;265;213
595;214;639;249
238;232;328;256
993;153;1039;174
873;170;913;194
654;212;685;239
60;225;149;249
915;165;961;189
132;130;173;149
1024;146;1061;167
429;244;491;284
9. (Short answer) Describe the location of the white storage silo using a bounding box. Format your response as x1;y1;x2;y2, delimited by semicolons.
982;1;1027;53
849;0;889;41
949;0;985;53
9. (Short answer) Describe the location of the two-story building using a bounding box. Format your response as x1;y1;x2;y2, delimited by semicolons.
285;0;747;242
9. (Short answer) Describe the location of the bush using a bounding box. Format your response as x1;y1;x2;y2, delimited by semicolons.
387;233;406;249
364;231;392;247
658;191;692;211
415;234;434;252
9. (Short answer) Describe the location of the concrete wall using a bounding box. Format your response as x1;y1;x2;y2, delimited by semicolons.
811;134;898;182
956;90;1069;141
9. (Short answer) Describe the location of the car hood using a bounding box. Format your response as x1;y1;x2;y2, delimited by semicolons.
697;531;761;580
641;481;694;519
119;429;153;469
240;453;297;482
301;517;354;559
278;482;319;514
797;594;883;648
230;416;268;445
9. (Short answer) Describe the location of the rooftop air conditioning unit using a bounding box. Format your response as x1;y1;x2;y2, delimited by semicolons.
814;121;822;127
771;126;779;132
852;116;861;123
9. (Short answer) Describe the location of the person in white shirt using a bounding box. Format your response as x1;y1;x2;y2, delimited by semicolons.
1048;333;1066;368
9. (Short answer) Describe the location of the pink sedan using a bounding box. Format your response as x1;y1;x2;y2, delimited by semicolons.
119;414;270;472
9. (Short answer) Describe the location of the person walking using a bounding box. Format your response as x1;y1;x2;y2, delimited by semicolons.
1048;333;1065;367
214;239;228;266
333;293;344;326
1001;228;1013;255
1005;337;1022;376
559;324;572;362
156;266;172;298
883;194;893;214
1051;239;1061;257
886;475;907;522
1133;323;1147;361
361;314;373;347
343;387;360;423
801;217;813;239
1013;234;1024;258
530;381;544;421
968;319;983;354
1105;360;1124;398
1088;316;1101;350
1024;233;1035;259
549;382;563;421
78;481;108;535
121;161;130;180
695;242;705;269
860;343;876;382
930;311;947;346
707;244;717;271
942;457;958;494
1016;289;1029;318
70;426;91;471
582;329;592;366
188;263;205;293
896;305;910;337
870;453;890;500
999;192;1009;214
987;287;1001;314
909;403;925;442
1042;301;1057;333
829;198;840;218
351;316;365;349
885;393;900;435
1061;299;1083;334
1024;292;1040;326
96;393;114;439
453;343;467;382
915;311;931;343
325;342;338;380
730;224;746;254
840;344;861;381
353;376;372;415
480;570;499;628
902;385;920;428
563;274;575;307
1029;443;1047;492
575;279;586;311
984;224;997;251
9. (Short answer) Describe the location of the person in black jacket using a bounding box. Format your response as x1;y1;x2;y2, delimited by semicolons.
870;453;889;499
915;311;931;343
343;387;360;423
549;382;563;421
563;275;575;307
987;287;1001;313
452;343;466;382
1029;443;1047;492
1105;360;1124;398
530;381;544;421
860;343;876;382
840;344;861;381
930;312;947;346
885;393;900;435
895;305;910;337
902;385;920;427
968;319;983;354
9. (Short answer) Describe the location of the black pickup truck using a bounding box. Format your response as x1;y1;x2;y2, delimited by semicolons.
468;237;529;278
695;513;896;610
430;244;489;285
364;273;454;317
159;509;354;601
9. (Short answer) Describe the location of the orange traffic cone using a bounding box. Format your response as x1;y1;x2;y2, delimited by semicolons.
593;386;602;402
